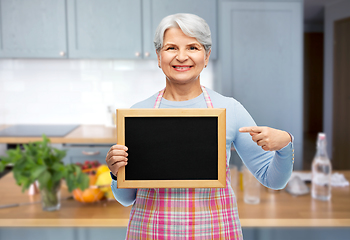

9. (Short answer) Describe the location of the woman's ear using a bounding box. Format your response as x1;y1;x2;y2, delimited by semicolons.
157;50;161;68
205;49;211;66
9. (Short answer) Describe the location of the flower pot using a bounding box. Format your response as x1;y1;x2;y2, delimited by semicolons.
40;181;61;211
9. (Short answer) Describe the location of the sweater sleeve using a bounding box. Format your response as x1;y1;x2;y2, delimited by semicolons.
111;180;137;207
232;101;294;190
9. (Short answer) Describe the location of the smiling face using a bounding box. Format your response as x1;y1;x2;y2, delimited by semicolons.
157;27;210;86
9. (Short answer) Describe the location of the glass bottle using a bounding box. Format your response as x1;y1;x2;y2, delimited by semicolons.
311;133;332;201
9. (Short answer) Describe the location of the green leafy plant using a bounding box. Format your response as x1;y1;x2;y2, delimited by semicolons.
0;135;89;193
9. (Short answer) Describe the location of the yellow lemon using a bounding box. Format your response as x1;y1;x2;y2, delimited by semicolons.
95;171;112;192
96;165;110;178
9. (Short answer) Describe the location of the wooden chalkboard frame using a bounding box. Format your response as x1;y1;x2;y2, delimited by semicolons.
116;108;226;188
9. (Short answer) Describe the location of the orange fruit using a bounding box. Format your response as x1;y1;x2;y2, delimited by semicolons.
72;189;84;202
82;188;104;203
72;187;104;203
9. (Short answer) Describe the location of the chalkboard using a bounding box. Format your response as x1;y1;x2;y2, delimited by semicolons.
116;109;226;188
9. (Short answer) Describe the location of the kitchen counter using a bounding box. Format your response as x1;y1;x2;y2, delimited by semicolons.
0;171;349;227
0;125;116;144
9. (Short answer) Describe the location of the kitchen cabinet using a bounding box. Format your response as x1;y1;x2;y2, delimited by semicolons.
0;0;67;58
0;0;217;59
66;0;143;59
62;144;111;165
68;0;217;59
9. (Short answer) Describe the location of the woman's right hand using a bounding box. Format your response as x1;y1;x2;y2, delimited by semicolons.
105;144;128;177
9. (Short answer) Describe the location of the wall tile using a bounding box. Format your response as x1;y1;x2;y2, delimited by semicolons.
0;70;13;80
3;80;25;92
0;59;214;125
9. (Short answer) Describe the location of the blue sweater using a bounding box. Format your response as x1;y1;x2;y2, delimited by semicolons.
111;88;294;206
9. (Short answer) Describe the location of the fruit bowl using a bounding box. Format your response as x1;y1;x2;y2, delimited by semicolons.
72;161;112;203
72;186;105;203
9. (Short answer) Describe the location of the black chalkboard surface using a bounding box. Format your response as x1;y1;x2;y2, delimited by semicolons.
117;109;226;188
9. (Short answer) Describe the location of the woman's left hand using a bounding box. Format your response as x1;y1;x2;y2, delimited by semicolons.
239;126;292;151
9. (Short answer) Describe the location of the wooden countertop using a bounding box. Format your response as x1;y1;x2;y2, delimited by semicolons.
0;125;116;144
0;171;349;227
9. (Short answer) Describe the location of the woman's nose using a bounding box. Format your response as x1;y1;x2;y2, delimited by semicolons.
176;49;188;62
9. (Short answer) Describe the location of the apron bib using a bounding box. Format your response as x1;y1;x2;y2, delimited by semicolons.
126;86;243;240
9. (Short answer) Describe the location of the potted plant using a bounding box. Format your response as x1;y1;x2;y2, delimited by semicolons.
0;135;89;211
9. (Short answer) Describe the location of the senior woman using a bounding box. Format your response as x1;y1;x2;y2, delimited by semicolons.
106;13;294;239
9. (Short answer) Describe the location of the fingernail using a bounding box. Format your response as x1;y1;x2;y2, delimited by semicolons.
124;146;128;151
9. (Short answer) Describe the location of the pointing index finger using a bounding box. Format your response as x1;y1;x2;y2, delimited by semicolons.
239;126;262;133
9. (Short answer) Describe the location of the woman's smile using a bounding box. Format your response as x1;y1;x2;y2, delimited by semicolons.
172;65;193;71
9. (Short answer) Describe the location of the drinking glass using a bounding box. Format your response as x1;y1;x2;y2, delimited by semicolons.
243;166;261;204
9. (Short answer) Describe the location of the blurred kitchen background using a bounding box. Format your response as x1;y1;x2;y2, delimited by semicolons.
0;0;349;239
1;0;349;171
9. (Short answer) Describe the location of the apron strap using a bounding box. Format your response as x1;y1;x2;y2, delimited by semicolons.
154;88;165;108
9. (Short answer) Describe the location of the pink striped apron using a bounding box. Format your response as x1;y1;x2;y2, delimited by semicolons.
126;86;243;239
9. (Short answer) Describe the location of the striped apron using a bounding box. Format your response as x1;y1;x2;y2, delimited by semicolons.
126;86;243;239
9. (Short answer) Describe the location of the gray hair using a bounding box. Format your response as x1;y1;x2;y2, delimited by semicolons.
154;13;212;54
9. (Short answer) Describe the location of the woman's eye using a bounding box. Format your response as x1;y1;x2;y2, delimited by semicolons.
166;47;175;50
189;46;198;50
